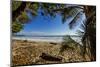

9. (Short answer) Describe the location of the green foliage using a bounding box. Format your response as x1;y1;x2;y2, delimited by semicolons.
12;21;23;33
17;11;29;23
12;1;22;11
28;3;39;16
11;1;86;35
59;36;81;53
30;3;39;10
12;1;96;61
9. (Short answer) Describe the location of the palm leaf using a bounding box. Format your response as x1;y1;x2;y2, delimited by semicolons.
69;11;82;29
12;1;22;11
61;8;74;23
17;11;29;23
62;8;81;24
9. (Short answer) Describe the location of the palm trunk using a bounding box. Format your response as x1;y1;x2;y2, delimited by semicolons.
82;6;96;61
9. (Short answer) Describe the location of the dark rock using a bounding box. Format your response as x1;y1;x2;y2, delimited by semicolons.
50;42;57;45
40;53;62;61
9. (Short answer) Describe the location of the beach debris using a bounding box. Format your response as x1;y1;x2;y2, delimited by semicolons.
40;53;62;61
50;42;57;45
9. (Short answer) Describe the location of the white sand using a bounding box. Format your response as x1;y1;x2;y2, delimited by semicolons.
12;37;63;43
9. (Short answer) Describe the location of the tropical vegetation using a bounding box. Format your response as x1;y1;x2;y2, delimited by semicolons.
12;1;96;61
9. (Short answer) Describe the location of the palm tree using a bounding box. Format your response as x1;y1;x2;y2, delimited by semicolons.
51;5;96;61
61;6;96;61
81;6;96;61
12;1;96;61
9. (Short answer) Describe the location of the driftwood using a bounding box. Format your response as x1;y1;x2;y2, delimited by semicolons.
50;42;57;45
40;53;62;61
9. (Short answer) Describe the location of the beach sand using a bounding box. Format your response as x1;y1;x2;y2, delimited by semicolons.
11;40;90;66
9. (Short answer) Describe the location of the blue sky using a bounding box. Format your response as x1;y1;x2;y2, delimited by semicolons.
17;9;86;36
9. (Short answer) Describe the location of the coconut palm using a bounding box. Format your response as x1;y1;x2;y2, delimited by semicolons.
12;1;96;61
81;6;96;61
50;5;96;61
61;6;96;61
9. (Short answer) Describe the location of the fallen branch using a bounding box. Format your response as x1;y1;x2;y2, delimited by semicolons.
40;53;62;61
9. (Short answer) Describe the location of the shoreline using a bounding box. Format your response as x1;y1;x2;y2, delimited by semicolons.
12;37;63;43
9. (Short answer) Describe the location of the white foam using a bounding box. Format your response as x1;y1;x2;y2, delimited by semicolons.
12;37;63;43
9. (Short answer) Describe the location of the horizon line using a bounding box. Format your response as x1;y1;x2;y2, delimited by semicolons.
13;34;84;37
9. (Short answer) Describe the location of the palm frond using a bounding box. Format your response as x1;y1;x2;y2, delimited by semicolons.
61;8;73;23
69;11;82;29
17;11;29;23
62;7;82;24
76;30;85;36
12;1;22;11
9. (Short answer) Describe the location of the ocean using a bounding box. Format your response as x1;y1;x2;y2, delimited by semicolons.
12;35;82;45
12;36;63;43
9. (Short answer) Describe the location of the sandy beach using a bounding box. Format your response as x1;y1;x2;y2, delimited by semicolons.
12;36;63;43
12;39;90;66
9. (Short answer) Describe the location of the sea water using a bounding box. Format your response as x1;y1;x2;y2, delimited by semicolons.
12;35;82;45
12;36;63;43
